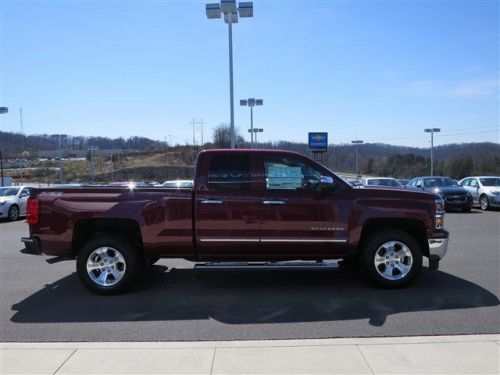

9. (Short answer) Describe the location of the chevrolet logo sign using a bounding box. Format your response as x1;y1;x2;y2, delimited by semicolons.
312;135;325;141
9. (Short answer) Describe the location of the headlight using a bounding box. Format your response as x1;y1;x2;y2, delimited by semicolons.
492;191;500;196
435;198;445;229
466;192;472;197
0;201;6;206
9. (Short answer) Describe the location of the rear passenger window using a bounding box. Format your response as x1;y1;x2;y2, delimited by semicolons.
208;155;251;191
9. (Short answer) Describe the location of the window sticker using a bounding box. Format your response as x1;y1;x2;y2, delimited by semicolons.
266;166;302;190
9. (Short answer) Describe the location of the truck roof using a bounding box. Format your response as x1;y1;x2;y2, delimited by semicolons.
199;148;304;156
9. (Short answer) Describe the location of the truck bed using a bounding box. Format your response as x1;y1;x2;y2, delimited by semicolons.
29;187;194;258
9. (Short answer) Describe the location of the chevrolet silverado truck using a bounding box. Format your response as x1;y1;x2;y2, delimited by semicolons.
21;149;449;294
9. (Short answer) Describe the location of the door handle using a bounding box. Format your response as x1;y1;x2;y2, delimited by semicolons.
263;200;285;205
201;200;223;205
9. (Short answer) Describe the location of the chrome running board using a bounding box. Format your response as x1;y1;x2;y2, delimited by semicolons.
194;260;340;270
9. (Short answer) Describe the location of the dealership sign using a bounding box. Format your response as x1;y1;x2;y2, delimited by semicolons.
308;132;328;152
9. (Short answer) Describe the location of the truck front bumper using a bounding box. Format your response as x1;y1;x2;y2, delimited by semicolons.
21;236;42;255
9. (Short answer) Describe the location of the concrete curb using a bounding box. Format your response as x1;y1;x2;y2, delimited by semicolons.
1;334;499;374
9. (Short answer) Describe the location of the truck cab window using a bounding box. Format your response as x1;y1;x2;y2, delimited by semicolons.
263;156;325;191
208;155;251;191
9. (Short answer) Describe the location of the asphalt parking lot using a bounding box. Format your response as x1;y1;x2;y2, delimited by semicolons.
0;210;499;342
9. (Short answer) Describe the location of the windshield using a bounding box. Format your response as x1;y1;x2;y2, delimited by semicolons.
480;178;500;187
367;179;402;187
424;178;459;187
0;188;20;197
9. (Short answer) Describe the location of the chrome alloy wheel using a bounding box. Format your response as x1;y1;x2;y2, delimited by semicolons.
9;205;19;221
480;196;489;210
86;247;126;287
374;241;413;281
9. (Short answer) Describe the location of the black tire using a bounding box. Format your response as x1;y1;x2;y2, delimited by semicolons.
8;205;19;221
361;229;422;288
461;205;472;213
76;234;143;295
143;256;160;267
340;253;361;271
480;194;490;211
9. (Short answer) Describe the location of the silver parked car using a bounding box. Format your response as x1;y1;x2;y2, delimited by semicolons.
458;176;500;210
0;186;33;221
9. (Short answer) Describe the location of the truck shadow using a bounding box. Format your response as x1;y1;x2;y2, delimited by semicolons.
11;265;499;327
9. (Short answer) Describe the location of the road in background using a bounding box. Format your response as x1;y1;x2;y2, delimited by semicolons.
0;210;499;342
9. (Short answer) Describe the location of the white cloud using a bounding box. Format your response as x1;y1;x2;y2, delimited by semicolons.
407;80;442;95
445;79;499;98
405;79;499;98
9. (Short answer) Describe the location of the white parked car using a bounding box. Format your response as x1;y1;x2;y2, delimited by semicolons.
161;180;194;188
458;176;500;210
0;186;33;221
359;177;403;188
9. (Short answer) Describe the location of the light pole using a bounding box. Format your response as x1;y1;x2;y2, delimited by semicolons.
110;152;114;182
199;119;205;147
424;128;440;176
248;128;263;146
206;1;254;149
240;98;263;148
88;146;97;184
0;107;7;187
351;140;364;177
58;135;63;184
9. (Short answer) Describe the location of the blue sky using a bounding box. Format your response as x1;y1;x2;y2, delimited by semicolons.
1;0;498;147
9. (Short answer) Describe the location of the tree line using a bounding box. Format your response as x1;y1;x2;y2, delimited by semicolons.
1;127;499;180
0;131;162;153
211;124;499;179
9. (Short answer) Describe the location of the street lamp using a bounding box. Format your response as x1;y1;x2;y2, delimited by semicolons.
240;98;263;148
424;128;441;176
206;1;254;149
88;146;98;184
0;107;7;186
351;140;364;177
248;128;263;146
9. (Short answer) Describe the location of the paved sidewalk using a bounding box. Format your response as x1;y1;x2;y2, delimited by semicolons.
1;334;499;374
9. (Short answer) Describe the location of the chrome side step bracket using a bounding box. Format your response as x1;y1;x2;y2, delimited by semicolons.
194;260;340;271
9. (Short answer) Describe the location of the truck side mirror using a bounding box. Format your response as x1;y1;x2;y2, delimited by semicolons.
317;176;336;192
320;176;334;184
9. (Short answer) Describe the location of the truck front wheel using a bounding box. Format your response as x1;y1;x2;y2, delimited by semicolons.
361;229;422;288
76;234;142;295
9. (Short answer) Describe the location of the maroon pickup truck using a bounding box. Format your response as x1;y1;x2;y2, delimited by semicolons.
21;149;449;294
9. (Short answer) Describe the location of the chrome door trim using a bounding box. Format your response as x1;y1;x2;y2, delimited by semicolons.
199;238;260;243
200;200;223;205
263;200;285;205
199;238;347;243
261;238;347;243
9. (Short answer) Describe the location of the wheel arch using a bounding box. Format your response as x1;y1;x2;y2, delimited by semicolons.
72;218;143;255
359;218;429;257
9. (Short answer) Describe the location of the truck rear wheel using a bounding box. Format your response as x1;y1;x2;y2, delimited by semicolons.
361;229;422;288
76;234;142;295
